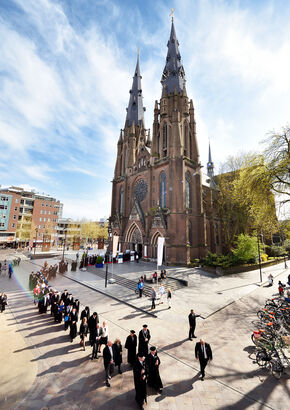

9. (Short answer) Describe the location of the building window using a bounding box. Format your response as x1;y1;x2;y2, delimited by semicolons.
184;122;187;156
42;203;44;206
160;171;166;208
44;218;46;222
15;199;18;203
123;147;127;175
13;215;16;220
48;218;50;222
40;218;42;221
162;123;167;157
45;210;47;214
48;211;51;215
188;220;192;245
40;210;43;214
119;186;124;215
12;223;15;228
14;206;18;211
185;171;191;208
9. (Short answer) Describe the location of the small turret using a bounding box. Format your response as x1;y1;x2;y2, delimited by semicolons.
207;142;214;178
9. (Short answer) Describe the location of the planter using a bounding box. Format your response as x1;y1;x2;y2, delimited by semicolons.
95;263;104;268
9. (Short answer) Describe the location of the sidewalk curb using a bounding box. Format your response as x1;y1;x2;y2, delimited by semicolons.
63;274;158;318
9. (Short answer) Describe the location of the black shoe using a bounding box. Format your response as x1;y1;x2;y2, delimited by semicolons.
106;382;110;387
201;377;204;381
189;338;192;341
193;335;197;338
118;370;122;374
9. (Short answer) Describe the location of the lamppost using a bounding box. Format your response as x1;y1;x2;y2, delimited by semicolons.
257;233;263;282
62;229;67;262
105;225;112;288
284;254;288;269
34;228;38;256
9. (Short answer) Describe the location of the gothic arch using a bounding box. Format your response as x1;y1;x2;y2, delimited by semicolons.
151;230;163;246
125;222;143;244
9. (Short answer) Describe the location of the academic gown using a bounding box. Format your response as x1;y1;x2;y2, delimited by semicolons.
133;359;147;406
138;329;151;357
146;353;163;390
69;312;78;340
125;334;137;365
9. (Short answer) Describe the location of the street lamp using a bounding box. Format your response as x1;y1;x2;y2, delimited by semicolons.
105;225;112;288
62;229;67;262
257;233;263;283
34;228;38;256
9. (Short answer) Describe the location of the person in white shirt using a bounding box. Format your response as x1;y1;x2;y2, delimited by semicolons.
103;340;115;387
195;339;213;380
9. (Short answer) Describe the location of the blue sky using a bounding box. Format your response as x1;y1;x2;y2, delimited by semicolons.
0;0;290;220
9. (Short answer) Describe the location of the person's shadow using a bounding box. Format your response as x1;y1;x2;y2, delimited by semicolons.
155;373;200;402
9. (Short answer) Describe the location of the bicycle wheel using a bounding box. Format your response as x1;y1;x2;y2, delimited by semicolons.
256;350;270;367
257;311;265;320
268;359;283;379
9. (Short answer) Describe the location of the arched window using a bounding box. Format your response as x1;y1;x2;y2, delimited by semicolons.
160;172;166;208
123;147;127;175
162;123;167;157
189;133;192;159
119;186;124;214
185;171;191;208
188;220;192;245
184;122;187;156
215;223;219;245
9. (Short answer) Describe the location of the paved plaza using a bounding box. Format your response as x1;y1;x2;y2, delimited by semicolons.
0;250;289;409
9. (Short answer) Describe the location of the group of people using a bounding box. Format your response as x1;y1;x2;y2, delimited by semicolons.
0;260;14;278
151;285;171;309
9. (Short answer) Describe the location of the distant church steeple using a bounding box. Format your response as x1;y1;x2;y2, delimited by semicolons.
161;19;186;94
207;142;214;178
125;53;145;128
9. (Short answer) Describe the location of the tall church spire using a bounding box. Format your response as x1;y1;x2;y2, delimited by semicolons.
207;142;214;178
125;53;145;128
161;20;186;94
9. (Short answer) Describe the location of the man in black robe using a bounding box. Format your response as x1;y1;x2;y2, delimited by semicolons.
88;312;99;346
61;289;68;304
146;346;163;393
125;330;137;365
103;340;116;387
80;306;90;321
138;325;151;357
133;353;147;409
69;308;78;342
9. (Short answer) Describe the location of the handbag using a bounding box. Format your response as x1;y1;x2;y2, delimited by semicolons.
64;315;69;322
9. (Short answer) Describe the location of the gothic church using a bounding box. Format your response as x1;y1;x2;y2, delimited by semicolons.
110;20;222;264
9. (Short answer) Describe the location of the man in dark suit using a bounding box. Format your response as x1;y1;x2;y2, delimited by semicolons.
138;325;151;357
195;339;213;380
103;340;116;387
188;309;200;340
92;323;103;360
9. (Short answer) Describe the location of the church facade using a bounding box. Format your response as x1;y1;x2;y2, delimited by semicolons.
110;20;222;264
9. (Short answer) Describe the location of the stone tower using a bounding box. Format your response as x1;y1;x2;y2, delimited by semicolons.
110;20;221;264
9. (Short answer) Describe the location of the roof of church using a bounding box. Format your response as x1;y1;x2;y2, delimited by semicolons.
208;142;213;164
125;54;145;128
161;21;186;94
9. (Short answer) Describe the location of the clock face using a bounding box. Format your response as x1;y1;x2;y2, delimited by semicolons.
134;179;148;202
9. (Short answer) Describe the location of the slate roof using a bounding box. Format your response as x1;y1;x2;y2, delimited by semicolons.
125;55;145;128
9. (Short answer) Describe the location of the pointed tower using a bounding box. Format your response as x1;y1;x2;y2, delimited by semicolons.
207;142;214;178
161;20;186;94
125;53;145;128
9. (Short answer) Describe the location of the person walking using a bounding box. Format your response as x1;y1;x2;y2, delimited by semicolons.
167;288;172;309
69;308;78;343
100;321;109;351
195;339;213;380
137;280;144;298
133;353;147;409
113;338;123;374
80;306;90;321
79;317;88;350
103;340;115;387
0;292;7;313
158;284;165;304
151;287;156;310
146;346;163;393
88;312;99;346
92;322;103;360
138;325;151;357
125;330;137;365
188;309;200;340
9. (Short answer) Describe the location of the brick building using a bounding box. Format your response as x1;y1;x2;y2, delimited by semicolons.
0;186;62;249
110;20;222;264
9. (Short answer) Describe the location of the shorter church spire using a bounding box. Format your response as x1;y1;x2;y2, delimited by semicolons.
207;141;214;178
125;53;145;128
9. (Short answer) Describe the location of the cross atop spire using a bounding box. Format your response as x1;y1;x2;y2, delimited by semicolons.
125;53;145;128
161;19;186;94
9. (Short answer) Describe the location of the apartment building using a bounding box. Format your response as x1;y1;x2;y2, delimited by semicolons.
0;186;62;249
